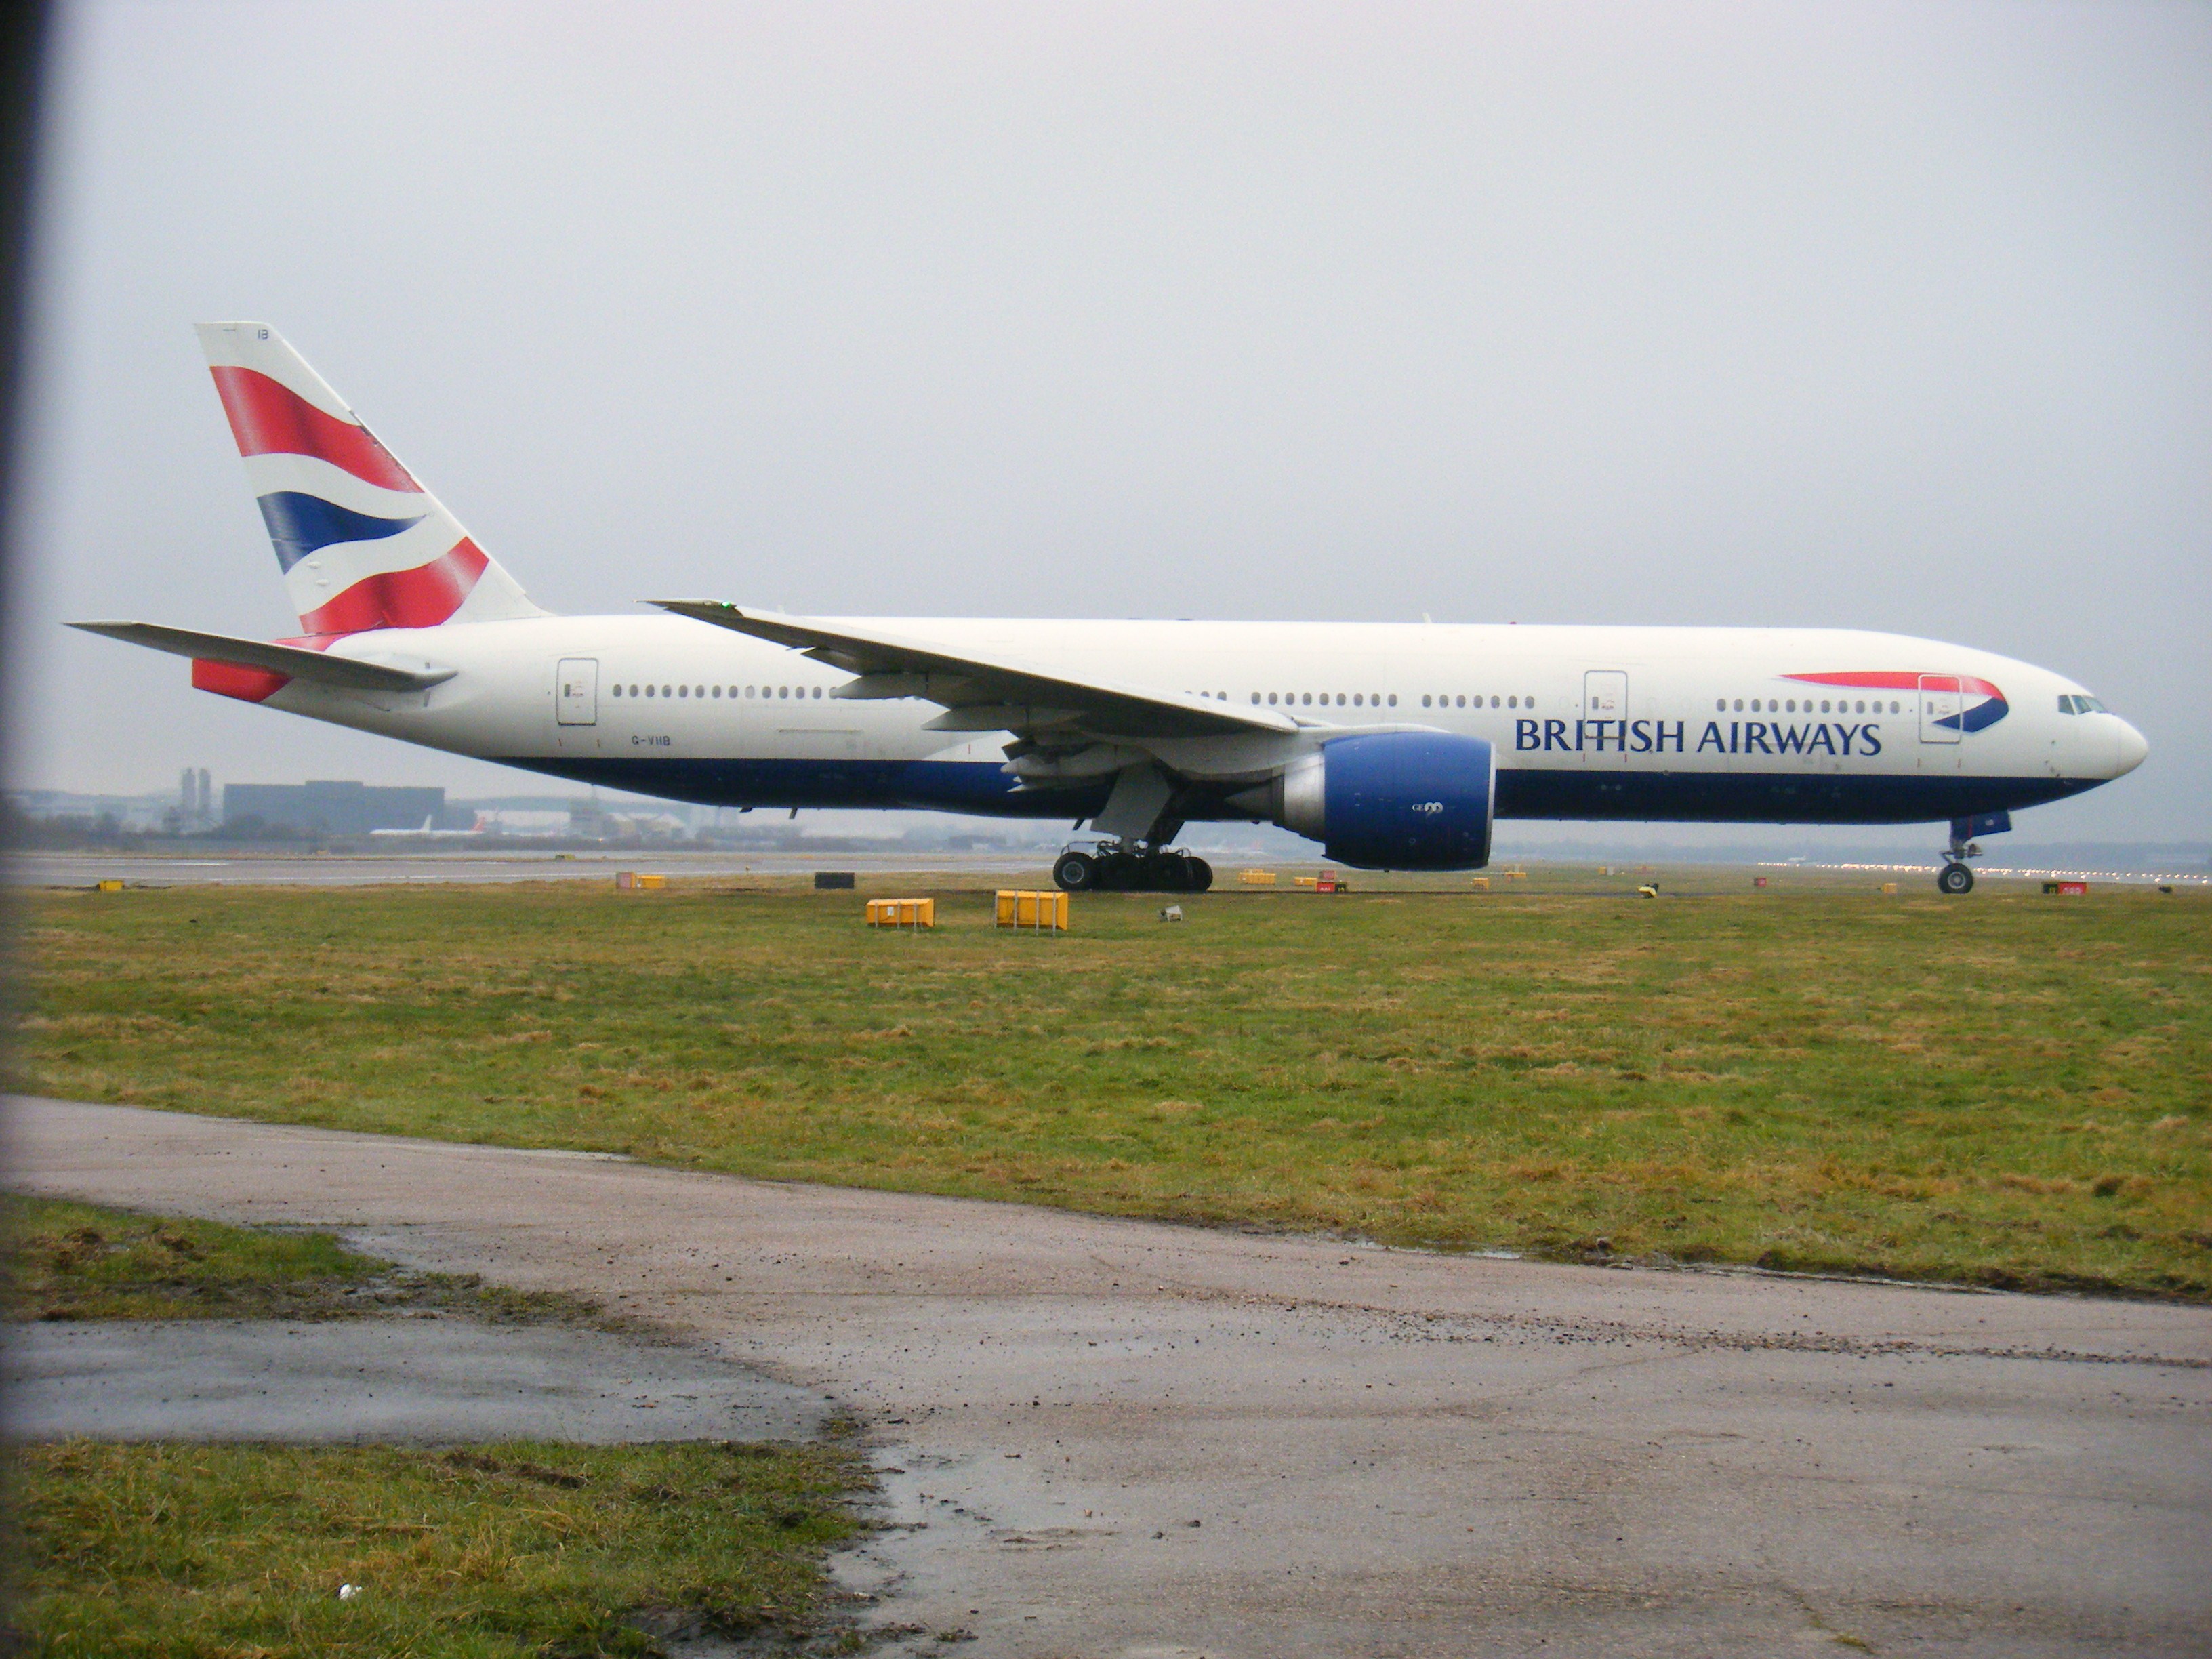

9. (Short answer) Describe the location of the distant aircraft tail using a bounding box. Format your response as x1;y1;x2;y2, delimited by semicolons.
195;323;545;636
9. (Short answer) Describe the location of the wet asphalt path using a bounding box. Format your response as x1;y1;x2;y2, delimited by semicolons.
6;1319;827;1444
9;1097;2209;1658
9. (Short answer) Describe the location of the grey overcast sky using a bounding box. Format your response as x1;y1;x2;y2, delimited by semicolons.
7;1;2207;842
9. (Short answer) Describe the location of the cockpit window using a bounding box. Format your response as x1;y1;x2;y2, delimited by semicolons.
2060;693;2110;714
2059;695;2077;714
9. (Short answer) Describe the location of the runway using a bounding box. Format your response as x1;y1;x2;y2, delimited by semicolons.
5;848;1050;888
10;1097;2209;1658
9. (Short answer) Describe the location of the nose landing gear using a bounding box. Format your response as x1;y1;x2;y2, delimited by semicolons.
1937;825;1981;895
1053;841;1214;893
1935;811;2009;894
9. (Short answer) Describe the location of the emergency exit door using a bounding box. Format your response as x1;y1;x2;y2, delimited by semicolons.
556;658;598;726
1583;670;1629;764
1918;674;1961;745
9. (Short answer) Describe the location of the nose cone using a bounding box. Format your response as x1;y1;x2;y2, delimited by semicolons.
2112;718;2148;778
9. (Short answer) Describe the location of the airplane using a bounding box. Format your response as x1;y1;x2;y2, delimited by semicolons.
366;812;489;838
74;324;2148;895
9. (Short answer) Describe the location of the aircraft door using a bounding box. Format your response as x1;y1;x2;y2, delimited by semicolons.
1583;670;1629;765
1918;674;1961;745
556;658;598;726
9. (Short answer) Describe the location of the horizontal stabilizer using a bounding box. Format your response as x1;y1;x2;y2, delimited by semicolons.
68;621;456;691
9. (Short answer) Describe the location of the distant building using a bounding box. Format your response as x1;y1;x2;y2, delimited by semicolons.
178;766;216;829
222;780;447;835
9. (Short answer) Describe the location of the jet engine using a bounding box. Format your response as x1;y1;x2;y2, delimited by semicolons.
1232;731;1494;870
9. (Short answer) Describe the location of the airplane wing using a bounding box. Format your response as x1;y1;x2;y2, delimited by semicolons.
68;621;457;693
651;601;1298;741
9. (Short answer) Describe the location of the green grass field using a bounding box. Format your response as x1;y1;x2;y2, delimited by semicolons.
11;1438;870;1658
3;1194;609;1326
13;871;2211;1298
3;1198;876;1657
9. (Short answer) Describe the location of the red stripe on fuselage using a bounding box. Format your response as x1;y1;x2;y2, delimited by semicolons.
209;367;421;494
1786;670;2002;699
297;538;489;635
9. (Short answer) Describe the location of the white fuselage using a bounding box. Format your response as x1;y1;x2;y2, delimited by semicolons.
246;614;2144;830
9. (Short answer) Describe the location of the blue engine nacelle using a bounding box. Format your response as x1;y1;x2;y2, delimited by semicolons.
1266;731;1495;870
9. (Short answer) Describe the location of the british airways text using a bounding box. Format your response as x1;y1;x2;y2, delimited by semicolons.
1515;719;1885;757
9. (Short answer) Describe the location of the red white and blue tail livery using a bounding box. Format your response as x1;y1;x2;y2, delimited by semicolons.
195;323;540;636
72;324;2149;894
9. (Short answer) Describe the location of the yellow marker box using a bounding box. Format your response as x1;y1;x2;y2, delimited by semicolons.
866;897;936;928
615;871;665;890
994;890;1069;930
1238;869;1277;886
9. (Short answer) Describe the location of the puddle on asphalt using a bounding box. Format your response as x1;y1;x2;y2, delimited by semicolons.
4;1317;832;1443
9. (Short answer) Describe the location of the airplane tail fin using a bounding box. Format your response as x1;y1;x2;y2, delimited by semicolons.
194;323;545;636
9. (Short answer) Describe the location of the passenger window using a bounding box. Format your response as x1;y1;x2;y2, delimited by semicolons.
1387;694;1397;707
645;684;656;697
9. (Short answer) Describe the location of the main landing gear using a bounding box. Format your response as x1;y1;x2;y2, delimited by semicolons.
1053;841;1215;893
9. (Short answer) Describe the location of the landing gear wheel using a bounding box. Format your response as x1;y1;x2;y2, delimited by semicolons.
1143;853;1190;891
1053;851;1099;892
1185;857;1214;893
1938;861;1974;895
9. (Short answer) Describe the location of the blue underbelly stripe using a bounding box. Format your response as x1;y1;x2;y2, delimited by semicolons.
481;755;2101;829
